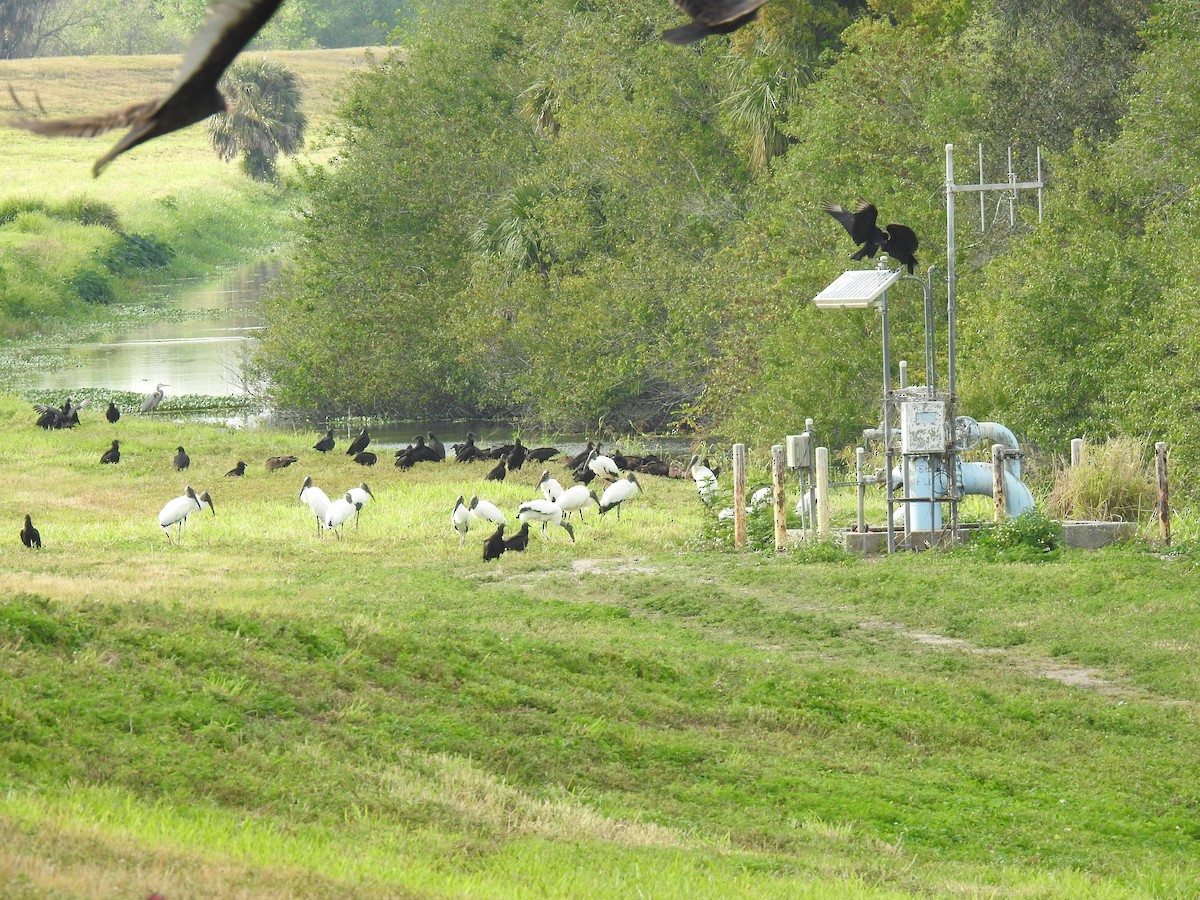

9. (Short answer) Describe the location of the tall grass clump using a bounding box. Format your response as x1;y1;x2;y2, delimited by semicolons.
1046;436;1155;522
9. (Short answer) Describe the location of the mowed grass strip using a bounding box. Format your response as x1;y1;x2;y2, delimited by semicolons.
0;397;1198;897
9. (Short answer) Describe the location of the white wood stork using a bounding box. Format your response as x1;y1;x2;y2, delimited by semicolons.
517;498;576;542
688;454;718;504
324;492;356;540
299;476;331;535
538;470;564;503
599;473;640;519
157;486;213;544
557;484;599;523
469;496;507;525
586;449;621;482
346;482;374;528
452;495;472;546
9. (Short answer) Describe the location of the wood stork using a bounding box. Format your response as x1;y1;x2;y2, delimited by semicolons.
173;446;190;471
225;461;246;477
586;449;621;482
105;400;120;423
689;454;718;504
20;514;41;549
141;383;168;413
557;484;599;523
469;496;506;525
346;482;374;528
324;492;357;540
265;455;298;471
538;470;564;502
346;428;371;456
158;486;213;544
100;439;121;464
599;473;640;519
517;498;576;542
483;524;507;561
313;429;335;453
503;522;531;552
452;495;472;547
299;476;331;535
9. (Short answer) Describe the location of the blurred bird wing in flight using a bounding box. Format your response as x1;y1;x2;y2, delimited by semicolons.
8;0;285;175
663;0;768;43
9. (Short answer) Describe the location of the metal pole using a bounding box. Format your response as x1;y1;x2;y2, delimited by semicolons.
881;287;895;554
1036;146;1044;223
945;144;957;403
855;446;867;534
978;143;985;230
1007;145;1017;228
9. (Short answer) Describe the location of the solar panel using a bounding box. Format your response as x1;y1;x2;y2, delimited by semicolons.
812;267;904;309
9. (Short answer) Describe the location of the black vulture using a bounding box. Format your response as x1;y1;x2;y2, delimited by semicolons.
483;524;507;562
662;0;769;44
825;199;888;262
20;514;41;549
100;439;121;464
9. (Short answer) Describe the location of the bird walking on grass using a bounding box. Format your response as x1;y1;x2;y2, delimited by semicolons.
324;492;357;540
158;486;214;545
517;498;576;542
8;0;287;177
599;473;640;519
313;429;335;453
173;446;190;471
557;484;599;524
299;476;331;536
20;514;41;549
469;496;507;526
100;439;121;465
452;495;472;547
265;454;298;471
346;482;374;528
503;522;531;552
353;451;377;466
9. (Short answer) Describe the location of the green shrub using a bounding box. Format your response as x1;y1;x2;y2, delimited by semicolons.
101;233;177;273
69;269;116;305
54;196;121;230
1047;436;1154;522
971;508;1064;562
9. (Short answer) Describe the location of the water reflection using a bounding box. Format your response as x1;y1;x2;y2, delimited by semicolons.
32;260;277;397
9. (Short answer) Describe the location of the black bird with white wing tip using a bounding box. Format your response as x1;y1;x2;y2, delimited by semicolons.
20;514;41;549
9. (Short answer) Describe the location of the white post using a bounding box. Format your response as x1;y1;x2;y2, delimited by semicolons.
815;447;831;536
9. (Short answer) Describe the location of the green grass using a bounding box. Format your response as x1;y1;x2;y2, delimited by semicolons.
1;394;1198;897
0;48;381;338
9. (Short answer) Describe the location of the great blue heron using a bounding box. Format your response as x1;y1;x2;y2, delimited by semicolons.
141;384;168;413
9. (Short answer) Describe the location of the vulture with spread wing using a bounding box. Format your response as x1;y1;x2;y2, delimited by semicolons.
9;0;285;176
662;0;770;44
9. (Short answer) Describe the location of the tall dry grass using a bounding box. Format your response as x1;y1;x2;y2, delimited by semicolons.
1045;435;1156;522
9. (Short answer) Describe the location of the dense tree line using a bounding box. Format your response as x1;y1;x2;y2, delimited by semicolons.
0;0;411;57
259;0;1200;471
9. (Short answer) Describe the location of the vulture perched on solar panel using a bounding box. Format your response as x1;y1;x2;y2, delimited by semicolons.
8;0;285;176
662;0;769;44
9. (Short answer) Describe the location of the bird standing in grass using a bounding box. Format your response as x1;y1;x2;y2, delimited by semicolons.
265;454;298;471
346;428;370;456
100;439;121;464
158;486;214;544
517;498;576;542
452;495;472;547
353;451;377;466
599;473;640;519
141;384;168;413
469;496;507;526
346;482;374;528
105;400;120;423
299;476;331;536
225;460;246;476
485;459;507;482
8;0;287;177
324;492;357;540
506;438;527;471
538;470;564;503
689;454;718;504
483;524;507;561
173;446;191;471
313;429;335;453
503;522;531;552
427;432;446;461
20;514;41;549
558;484;599;524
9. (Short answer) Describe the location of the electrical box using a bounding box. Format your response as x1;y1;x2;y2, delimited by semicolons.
900;401;947;454
786;433;812;469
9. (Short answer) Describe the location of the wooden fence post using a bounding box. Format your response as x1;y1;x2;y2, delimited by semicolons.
1156;442;1171;546
992;443;1006;523
732;443;747;549
772;444;788;552
815;446;831;536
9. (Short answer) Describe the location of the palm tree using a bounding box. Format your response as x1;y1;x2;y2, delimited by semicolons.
207;57;307;182
720;42;813;174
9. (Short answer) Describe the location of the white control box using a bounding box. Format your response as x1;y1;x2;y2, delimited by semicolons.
900;401;947;454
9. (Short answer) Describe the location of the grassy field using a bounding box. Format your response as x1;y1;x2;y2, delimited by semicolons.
0;395;1198;898
0;47;386;338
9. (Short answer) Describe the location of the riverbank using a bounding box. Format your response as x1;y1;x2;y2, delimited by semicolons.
1;393;1199;897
